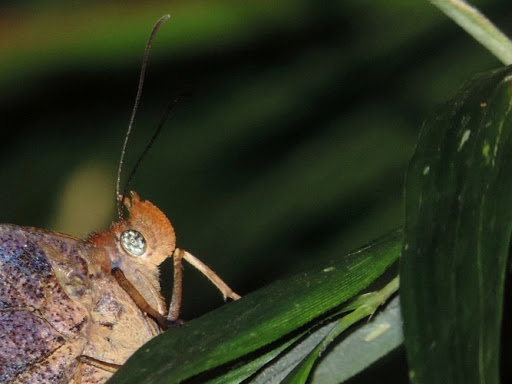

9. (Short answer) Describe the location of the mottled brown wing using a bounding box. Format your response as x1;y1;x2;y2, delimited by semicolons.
0;225;91;384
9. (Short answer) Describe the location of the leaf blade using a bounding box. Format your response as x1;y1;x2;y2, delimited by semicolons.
109;230;401;384
401;66;512;384
282;277;400;384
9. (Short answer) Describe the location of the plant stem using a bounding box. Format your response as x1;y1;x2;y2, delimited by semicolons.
431;0;512;65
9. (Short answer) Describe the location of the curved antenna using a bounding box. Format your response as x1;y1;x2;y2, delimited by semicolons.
122;97;181;202
116;14;171;219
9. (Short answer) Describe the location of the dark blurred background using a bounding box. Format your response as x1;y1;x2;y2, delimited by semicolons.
0;2;509;379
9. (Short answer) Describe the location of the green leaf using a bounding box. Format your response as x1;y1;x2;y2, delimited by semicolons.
311;296;403;383
430;0;512;65
237;280;401;384
282;278;400;384
108;230;401;384
401;66;512;384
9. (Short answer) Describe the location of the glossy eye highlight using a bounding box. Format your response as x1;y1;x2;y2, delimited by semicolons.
120;230;147;256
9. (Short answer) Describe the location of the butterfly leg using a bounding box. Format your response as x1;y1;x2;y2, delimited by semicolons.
167;248;241;323
181;249;241;301
112;267;170;329
167;248;184;322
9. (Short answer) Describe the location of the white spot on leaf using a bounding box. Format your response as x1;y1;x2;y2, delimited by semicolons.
364;322;391;341
458;129;471;151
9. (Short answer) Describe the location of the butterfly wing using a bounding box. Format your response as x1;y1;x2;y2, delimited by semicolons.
0;225;91;384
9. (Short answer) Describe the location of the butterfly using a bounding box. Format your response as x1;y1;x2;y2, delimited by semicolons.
0;15;240;384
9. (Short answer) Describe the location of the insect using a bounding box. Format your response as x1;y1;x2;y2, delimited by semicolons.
0;15;240;384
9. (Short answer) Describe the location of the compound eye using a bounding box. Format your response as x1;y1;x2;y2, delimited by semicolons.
120;229;147;256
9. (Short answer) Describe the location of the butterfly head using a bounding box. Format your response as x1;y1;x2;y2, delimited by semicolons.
117;191;176;267
89;191;176;274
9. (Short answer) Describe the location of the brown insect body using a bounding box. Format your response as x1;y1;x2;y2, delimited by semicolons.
1;15;241;383
0;192;176;383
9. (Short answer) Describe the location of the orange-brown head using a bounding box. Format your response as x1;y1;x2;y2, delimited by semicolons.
90;191;176;270
118;191;176;267
88;192;176;314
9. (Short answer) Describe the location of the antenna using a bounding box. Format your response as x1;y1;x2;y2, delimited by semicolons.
121;97;181;202
116;14;171;219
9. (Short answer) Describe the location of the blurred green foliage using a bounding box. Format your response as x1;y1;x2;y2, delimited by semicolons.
0;1;509;381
